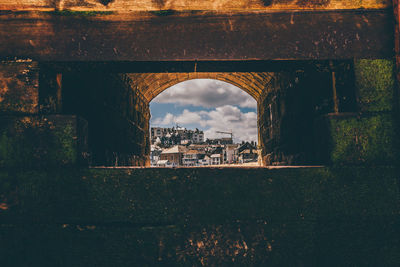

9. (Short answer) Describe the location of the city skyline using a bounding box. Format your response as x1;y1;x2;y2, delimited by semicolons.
150;79;258;143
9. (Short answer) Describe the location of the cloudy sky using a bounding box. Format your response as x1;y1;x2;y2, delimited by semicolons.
150;79;257;143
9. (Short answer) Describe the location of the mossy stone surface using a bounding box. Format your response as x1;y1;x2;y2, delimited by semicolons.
45;10;114;17
316;113;399;165
0;167;398;266
354;59;396;112
0;115;88;168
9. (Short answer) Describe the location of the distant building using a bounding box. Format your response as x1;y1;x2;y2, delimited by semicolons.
198;155;211;166
223;144;239;164
151;127;164;140
160;145;187;167
187;144;208;152
192;131;204;143
210;154;222;165
150;126;204;146
150;145;162;165
206;137;233;145
156;160;170;167
182;150;205;166
237;142;258;163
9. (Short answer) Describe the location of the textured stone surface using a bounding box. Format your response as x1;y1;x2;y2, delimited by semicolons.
257;69;341;165
0;0;391;11
0;115;88;168
0;10;393;61
355;59;397;112
0;167;398;266
62;73;150;166
128;72;273;101
315;113;399;165
0;60;39;114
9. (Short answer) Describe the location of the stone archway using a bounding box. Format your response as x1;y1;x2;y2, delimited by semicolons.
126;72;274;166
127;72;274;102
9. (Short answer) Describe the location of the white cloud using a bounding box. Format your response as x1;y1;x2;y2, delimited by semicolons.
176;109;202;124
152;79;257;109
153;113;175;125
152;105;257;142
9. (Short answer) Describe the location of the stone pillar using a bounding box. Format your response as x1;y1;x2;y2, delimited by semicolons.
61;72;150;167
317;59;399;165
258;69;335;166
0;60;88;168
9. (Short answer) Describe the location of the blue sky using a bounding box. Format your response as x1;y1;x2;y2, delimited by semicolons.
150;79;258;142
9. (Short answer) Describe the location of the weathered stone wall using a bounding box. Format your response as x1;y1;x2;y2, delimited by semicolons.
0;62;150;167
62;72;150;166
0;167;398;266
0;0;391;11
258;60;399;166
127;72;272;102
0;11;393;62
0;115;88;168
315;59;400;165
0;61;90;168
258;68;339;165
0;60;39;114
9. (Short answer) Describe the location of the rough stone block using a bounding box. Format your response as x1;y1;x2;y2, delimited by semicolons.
354;59;396;112
315;113;399;165
0;115;88;168
0;60;39;114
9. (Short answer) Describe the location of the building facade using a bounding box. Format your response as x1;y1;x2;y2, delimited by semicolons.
159;145;187;167
151;127;204;145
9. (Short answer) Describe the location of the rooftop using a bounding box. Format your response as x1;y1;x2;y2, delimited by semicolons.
161;145;187;154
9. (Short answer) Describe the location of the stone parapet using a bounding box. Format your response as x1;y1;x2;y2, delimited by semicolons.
0;167;398;266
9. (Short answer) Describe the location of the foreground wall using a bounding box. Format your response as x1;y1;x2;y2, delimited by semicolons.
62;72;151;166
0;167;399;266
0;61;150;167
258;59;400;166
0;1;393;61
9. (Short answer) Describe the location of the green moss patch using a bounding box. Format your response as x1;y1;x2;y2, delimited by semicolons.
354;59;396;112
0;115;87;168
46;10;114;17
150;9;176;16
0;167;398;266
326;114;398;165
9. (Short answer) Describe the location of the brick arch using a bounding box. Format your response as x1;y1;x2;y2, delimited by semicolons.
127;72;273;103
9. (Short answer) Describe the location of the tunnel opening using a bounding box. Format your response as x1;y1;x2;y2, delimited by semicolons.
43;60;357;168
149;79;259;167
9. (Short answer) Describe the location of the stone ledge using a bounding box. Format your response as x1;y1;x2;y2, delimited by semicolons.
0;167;398;225
0;166;398;266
